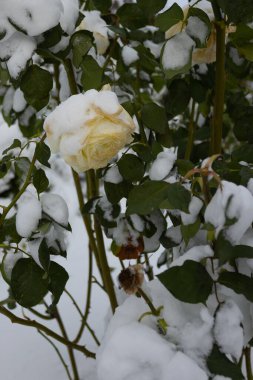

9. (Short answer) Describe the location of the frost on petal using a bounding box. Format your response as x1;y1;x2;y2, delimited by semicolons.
214;300;244;361
16;193;42;238
41;194;69;227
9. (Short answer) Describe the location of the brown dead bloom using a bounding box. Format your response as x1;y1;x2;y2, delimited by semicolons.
118;264;144;295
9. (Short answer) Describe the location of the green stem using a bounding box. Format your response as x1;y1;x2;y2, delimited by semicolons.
87;170;118;313
0;134;46;227
0;305;95;358
245;347;253;380
210;14;226;154
185;100;196;160
74;248;93;343
137;288;160;316
71;169;103;281
64;59;79;95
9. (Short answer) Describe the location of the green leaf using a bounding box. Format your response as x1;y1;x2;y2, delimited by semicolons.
104;181;133;204
2;139;21;155
155;3;184;32
137;0;167;18
160;183;191;212
38;238;50;271
132;143;153;163
127;181;190;215
141;103;167;133
92;0;112;13
157;260;213;303
33;168;49;194
186;7;211;48
166;79;190;118
207;345;244;380
216;233;253;265
14;157;31;179
161;32;194;80
39;24;63;49
71;30;93;67
48;262;69;305
35;141;51;168
81;55;103;91
127;181;171;215
117;4;148;30
118;154;145;182
217;0;253;23
181;219;201;246
11;258;48;307
0;216;21;244
218;271;253;302
20;65;53;111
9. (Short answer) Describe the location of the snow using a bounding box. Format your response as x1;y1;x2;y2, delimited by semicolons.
143;211;166;252
205;180;253;244
214;300;244;361
95;90;120;115
149;148;176;180
60;0;79;34
122;46;139;66
0;32;36;79
41;193;69;227
149;148;176;181
104;165;123;184
185;16;209;45
16;193;42;238
162;32;195;70
170;245;213;267
13;88;26;113
229;47;245;66
144;40;163;59
181;196;203;225
78;11;109;55
2;252;23;281
213;377;232;380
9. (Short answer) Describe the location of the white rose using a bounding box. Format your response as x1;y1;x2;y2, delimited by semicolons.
43;85;135;172
77;10;109;55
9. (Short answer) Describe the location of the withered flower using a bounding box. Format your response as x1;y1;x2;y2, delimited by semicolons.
118;264;144;295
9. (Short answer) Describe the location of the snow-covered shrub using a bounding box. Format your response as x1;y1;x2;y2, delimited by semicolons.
0;0;253;379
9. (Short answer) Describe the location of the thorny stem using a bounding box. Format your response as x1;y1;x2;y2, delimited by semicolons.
38;330;73;380
74;248;93;343
0;305;95;358
64;289;100;346
54;308;80;380
185;100;196;161
0;134;46;227
210;1;226;154
144;253;154;281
